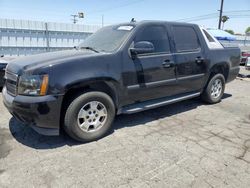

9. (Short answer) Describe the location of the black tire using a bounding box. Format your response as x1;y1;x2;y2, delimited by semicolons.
201;73;225;104
64;91;115;142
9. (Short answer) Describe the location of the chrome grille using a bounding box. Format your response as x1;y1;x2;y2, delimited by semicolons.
5;71;18;96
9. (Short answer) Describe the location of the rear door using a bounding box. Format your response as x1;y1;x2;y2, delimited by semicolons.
170;25;207;94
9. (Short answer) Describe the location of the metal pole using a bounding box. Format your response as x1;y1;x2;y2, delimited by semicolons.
71;15;78;24
218;0;224;29
102;15;104;27
45;22;50;52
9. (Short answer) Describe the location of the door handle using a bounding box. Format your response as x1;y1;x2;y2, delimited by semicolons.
195;57;204;64
162;60;174;68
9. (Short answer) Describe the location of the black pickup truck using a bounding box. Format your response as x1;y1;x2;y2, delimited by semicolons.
2;21;240;142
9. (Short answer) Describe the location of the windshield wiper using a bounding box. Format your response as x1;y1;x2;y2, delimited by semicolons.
79;46;99;53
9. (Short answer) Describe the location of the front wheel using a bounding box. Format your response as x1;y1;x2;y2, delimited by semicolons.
201;73;225;104
64;91;115;142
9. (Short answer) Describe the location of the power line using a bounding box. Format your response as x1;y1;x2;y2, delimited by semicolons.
224;9;250;13
175;13;218;22
183;16;218;22
175;10;250;23
181;15;250;23
88;0;146;15
229;15;250;18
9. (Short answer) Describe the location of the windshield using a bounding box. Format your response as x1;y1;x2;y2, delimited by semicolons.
78;25;134;52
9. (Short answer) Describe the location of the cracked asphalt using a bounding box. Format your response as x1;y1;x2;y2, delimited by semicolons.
0;68;250;188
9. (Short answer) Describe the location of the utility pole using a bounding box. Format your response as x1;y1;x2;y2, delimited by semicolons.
102;15;104;27
71;12;84;24
71;14;78;24
218;0;224;29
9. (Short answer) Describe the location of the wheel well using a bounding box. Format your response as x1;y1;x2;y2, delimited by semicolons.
62;82;117;108
209;63;229;81
60;82;118;128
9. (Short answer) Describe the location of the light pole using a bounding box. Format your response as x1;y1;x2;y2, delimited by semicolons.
71;12;84;24
71;14;78;24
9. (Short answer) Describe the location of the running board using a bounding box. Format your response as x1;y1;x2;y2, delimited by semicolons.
118;92;201;114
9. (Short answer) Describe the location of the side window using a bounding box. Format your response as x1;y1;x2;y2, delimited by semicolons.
172;26;200;52
135;26;170;54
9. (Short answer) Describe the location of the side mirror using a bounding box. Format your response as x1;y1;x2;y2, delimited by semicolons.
130;41;154;59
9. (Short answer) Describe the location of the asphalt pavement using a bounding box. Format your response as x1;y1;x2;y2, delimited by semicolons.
0;68;250;188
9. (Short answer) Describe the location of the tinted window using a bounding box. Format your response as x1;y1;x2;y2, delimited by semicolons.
135;26;170;53
172;26;200;52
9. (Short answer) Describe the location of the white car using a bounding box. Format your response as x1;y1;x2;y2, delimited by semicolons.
246;57;250;70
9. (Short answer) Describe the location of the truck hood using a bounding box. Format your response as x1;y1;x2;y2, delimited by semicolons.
6;49;102;74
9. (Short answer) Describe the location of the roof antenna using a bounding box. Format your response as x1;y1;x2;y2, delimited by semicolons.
131;18;136;22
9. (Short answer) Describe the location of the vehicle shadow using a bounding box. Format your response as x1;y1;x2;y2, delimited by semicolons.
9;118;80;149
9;93;232;149
112;93;231;130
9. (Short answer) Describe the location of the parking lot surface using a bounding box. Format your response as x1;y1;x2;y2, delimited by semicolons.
0;68;250;188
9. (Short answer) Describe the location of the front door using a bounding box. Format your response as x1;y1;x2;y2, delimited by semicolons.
125;25;179;102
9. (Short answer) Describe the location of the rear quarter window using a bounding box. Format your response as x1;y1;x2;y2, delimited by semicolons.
172;26;200;52
203;29;215;42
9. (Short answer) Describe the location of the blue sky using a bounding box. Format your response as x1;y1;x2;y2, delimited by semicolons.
0;0;249;33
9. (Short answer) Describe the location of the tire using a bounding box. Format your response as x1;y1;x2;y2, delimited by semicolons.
64;91;115;142
201;73;225;104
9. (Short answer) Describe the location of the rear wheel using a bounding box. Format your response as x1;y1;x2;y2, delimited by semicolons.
201;73;225;104
64;91;115;142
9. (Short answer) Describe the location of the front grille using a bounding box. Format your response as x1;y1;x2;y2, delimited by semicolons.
5;71;18;96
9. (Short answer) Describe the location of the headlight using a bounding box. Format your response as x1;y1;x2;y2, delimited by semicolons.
18;75;49;96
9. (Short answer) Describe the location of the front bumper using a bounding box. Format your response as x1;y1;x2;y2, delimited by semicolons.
2;86;63;136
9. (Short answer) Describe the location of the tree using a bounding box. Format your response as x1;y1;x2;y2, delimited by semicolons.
245;27;250;35
221;15;229;29
224;29;234;35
